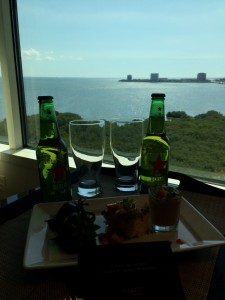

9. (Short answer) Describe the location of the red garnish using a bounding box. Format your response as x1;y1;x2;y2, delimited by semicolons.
176;238;186;245
106;203;120;213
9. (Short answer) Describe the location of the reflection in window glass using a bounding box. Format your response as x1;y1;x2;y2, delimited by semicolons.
0;66;8;144
17;0;225;183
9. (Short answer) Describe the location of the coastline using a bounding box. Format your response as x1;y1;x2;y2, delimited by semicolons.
119;78;225;84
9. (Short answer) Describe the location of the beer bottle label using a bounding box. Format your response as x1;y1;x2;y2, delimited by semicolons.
140;136;169;186
38;157;71;195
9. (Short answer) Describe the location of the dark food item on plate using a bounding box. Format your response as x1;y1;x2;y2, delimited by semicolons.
47;200;77;231
47;199;100;253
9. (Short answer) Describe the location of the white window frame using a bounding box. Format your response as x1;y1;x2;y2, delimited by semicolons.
0;0;23;149
0;0;46;196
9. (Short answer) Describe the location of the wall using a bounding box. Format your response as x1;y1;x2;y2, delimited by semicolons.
0;146;76;199
0;149;39;199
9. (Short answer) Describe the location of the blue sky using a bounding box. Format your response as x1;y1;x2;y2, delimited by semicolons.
17;0;225;78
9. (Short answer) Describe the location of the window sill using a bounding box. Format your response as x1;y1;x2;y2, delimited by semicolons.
0;144;224;196
0;144;112;169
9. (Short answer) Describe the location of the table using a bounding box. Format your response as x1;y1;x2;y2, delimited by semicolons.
0;170;225;300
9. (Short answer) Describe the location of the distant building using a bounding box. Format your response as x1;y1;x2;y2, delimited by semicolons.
197;73;207;81
127;74;132;81
151;73;159;82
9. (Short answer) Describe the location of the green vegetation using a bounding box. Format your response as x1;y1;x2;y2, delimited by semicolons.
166;110;225;176
25;112;82;146
2;110;225;179
0;119;8;142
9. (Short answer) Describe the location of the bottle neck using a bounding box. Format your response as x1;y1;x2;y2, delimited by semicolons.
146;98;165;135
39;99;60;140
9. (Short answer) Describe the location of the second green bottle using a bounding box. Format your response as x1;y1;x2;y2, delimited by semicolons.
140;93;170;191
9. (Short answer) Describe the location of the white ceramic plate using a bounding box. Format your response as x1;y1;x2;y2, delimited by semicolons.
23;194;225;269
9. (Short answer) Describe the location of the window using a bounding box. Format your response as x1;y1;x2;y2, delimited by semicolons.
0;66;8;143
1;0;225;188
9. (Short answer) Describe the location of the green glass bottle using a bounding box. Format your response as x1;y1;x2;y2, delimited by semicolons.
140;93;169;191
36;96;72;202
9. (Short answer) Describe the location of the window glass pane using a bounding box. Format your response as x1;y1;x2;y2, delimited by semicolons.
17;0;225;183
0;66;8;144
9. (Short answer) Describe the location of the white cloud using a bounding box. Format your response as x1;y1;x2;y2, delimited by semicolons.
44;55;55;61
21;48;56;61
21;48;84;62
21;48;41;60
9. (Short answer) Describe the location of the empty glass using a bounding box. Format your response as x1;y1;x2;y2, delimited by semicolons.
110;118;143;191
69;119;105;197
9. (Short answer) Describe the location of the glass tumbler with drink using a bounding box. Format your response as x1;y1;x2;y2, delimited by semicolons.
69;119;105;198
149;185;181;232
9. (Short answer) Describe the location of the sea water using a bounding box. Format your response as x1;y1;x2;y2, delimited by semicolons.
1;77;225;121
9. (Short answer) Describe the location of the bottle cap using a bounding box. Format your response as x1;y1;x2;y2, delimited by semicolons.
38;96;54;102
151;93;165;98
